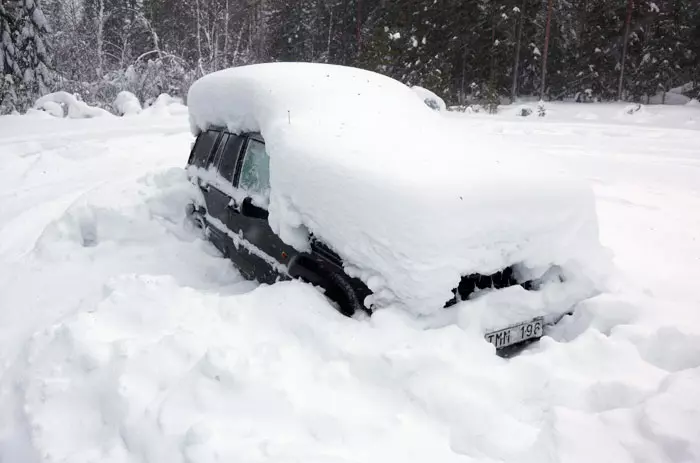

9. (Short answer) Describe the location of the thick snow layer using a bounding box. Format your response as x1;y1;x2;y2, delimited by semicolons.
499;100;700;128
39;100;64;117
142;93;188;117
34;91;113;119
188;63;608;318
649;91;691;105
2;104;700;462
113;91;142;116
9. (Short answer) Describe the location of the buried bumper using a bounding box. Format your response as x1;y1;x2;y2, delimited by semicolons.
451;265;601;351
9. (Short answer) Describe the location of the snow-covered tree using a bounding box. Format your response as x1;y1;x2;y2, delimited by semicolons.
1;0;52;112
3;0;699;112
359;0;454;96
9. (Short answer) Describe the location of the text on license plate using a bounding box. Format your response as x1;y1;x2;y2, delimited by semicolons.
485;317;544;349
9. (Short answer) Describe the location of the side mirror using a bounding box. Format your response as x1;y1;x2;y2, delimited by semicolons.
240;196;269;220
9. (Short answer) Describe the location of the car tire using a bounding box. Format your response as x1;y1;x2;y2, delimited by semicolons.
320;271;362;318
288;257;363;317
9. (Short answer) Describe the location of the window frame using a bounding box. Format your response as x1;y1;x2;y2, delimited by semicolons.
210;133;230;172
214;133;246;184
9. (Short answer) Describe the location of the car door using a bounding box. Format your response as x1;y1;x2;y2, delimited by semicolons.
201;132;262;277
188;129;230;255
227;134;297;284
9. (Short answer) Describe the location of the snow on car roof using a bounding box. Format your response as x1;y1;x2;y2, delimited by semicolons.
188;62;432;135
188;63;607;319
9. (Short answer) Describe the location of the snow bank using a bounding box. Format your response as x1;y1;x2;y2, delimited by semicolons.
411;85;447;111
143;93;188;117
149;93;184;108
17;273;698;463
113;91;142;116
39;100;64;117
34;92;113;119
2;100;700;463
452;101;700;130
670;82;696;94
649;91;690;105
188;63;608;319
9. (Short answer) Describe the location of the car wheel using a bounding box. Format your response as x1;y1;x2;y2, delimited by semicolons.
320;271;362;317
288;257;363;318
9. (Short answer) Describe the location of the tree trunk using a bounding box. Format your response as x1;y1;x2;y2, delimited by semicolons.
257;1;265;62
489;8;496;85
618;0;633;100
232;22;244;66
511;0;526;101
460;47;467;104
356;0;361;54
223;0;230;66
577;0;587;44
540;0;554;100
326;9;333;63
195;0;205;75
96;0;104;79
662;85;666;104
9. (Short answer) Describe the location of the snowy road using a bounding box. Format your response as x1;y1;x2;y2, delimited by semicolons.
1;104;699;463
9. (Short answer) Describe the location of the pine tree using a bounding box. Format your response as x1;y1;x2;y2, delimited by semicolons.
567;0;624;101
618;0;634;99
267;0;319;62
627;1;678;102
674;0;699;98
359;0;455;99
687;3;700;98
499;0;542;100
511;0;527;100
1;0;52;113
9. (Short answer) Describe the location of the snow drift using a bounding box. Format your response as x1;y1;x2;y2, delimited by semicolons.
141;94;188;117
1;95;700;463
34;92;113;119
113;91;142;116
187;63;608;321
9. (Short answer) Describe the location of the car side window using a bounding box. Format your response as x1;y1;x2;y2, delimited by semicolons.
190;130;220;167
210;133;229;170
238;138;270;199
216;134;245;182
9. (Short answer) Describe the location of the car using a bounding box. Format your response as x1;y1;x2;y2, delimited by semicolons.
184;62;607;352
185;127;571;351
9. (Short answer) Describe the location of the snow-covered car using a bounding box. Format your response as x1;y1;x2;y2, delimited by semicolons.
185;63;608;351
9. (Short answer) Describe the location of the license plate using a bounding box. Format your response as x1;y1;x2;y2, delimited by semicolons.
485;317;544;349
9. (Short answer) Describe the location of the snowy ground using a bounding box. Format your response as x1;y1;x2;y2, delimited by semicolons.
1;102;699;463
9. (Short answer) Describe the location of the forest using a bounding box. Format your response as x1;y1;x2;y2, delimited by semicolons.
2;0;699;114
